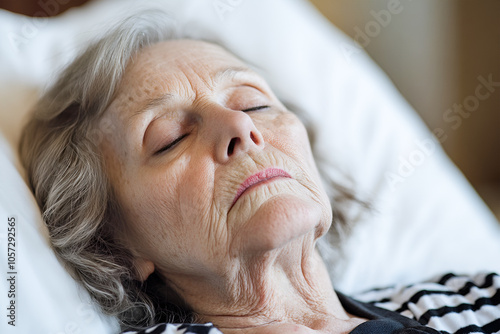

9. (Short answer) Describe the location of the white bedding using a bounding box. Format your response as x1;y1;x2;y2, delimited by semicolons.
1;0;500;333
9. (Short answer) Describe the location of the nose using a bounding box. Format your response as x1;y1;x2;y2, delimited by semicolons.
204;107;265;164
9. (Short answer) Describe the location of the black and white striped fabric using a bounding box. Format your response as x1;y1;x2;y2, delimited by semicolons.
121;323;222;334
122;273;500;334
353;272;500;333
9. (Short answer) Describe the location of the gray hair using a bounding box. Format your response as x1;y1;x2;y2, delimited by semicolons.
19;11;364;330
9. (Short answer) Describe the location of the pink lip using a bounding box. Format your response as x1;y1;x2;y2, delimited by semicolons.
231;168;292;207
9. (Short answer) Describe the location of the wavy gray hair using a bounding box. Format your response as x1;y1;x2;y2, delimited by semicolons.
19;11;363;330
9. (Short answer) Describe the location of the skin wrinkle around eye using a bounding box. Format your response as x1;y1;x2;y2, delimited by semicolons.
141;84;273;158
114;67;260;158
130;93;175;121
130;66;257;121
144;111;186;155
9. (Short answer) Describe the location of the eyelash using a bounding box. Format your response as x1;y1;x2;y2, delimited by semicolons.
155;105;269;155
242;105;269;112
155;133;189;155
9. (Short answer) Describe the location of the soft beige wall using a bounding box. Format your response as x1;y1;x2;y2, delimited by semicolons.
455;1;500;185
308;0;460;130
309;0;500;198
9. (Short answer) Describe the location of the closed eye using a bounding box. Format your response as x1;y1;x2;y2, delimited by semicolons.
241;105;269;112
155;133;189;155
153;106;268;155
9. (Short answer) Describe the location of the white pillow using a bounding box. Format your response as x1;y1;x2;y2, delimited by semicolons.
1;0;499;333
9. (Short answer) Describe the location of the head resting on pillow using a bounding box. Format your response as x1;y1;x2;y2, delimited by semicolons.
19;11;365;331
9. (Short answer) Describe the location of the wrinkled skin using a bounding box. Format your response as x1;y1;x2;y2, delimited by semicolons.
101;40;365;333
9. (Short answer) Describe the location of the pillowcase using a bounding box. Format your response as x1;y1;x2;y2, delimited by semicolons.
1;0;499;333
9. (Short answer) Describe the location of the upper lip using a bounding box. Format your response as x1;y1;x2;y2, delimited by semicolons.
231;167;292;208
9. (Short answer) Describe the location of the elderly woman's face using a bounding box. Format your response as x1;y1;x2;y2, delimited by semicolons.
102;40;332;279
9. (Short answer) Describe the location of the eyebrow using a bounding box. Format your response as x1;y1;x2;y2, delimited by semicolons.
213;66;254;83
129;66;254;120
130;93;174;119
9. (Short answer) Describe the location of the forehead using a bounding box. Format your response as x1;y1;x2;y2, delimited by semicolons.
121;40;247;92
109;39;254;115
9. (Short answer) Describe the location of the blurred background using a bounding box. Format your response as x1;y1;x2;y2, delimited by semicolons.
308;0;500;219
0;0;499;218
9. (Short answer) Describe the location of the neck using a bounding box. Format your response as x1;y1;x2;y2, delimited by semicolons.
165;234;363;333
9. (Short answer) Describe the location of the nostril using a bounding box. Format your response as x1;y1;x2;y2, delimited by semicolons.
250;130;263;146
250;132;257;144
227;137;238;156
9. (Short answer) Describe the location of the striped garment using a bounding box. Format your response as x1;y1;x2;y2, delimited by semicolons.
122;273;500;334
122;323;222;334
353;272;500;334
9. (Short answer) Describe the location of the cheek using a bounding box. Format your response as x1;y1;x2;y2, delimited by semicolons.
120;173;180;258
261;112;317;174
260;111;332;224
111;157;188;263
119;156;223;273
176;156;232;255
177;158;212;221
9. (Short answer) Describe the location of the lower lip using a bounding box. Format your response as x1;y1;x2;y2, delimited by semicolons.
232;168;292;207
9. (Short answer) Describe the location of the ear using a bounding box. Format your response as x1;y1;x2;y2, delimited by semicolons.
133;258;155;282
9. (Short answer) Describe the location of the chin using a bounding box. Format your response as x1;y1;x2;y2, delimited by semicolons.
231;194;326;255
